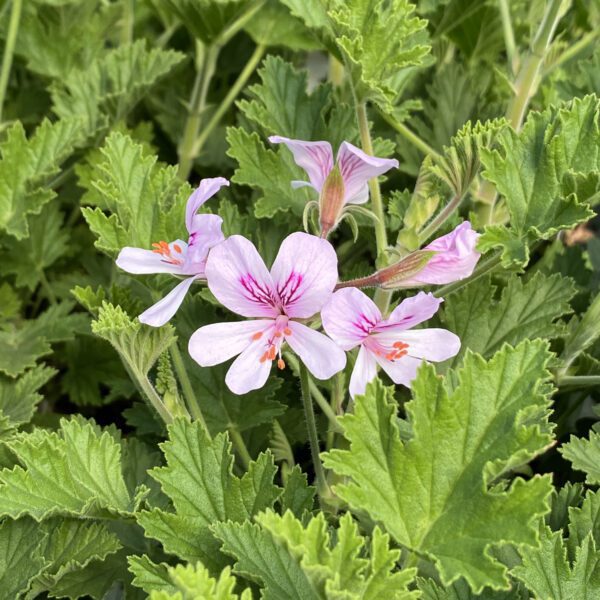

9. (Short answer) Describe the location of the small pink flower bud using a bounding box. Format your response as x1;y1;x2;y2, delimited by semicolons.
318;165;345;238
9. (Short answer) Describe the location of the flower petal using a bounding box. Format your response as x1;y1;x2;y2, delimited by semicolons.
269;136;334;192
402;221;481;286
321;288;381;350
336;142;398;205
188;320;274;367
270;232;338;319
185;213;224;271
185;177;229;233
378;292;442;331
116;245;186;275
205;235;279;318
373;328;460;362
225;340;273;395
349;345;378;398
286;321;346;380
375;353;423;388
138;276;198;327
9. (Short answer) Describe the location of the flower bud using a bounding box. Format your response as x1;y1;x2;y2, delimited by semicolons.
375;250;437;289
318;164;345;238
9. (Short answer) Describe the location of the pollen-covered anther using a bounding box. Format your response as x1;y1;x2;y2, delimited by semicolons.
283;327;292;336
277;358;285;370
151;241;183;265
251;331;263;341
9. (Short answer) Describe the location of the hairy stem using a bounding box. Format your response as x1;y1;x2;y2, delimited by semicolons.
120;0;135;46
170;342;211;437
379;110;442;161
299;363;329;502
192;43;266;158
418;192;463;244
229;427;252;469
178;42;220;180
122;360;173;425
544;28;600;76
0;0;23;124
498;0;518;74
557;375;600;388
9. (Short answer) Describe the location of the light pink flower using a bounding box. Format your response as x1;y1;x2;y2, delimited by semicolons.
398;222;480;287
269;136;398;205
116;178;229;327
322;288;460;398
188;232;346;395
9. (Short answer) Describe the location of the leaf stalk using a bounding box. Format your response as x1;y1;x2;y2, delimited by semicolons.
0;0;23;124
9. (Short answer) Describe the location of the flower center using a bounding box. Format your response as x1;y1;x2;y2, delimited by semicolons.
152;241;184;265
252;316;292;369
365;337;409;361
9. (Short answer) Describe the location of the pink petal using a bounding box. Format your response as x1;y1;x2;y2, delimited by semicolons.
205;235;279;318
286;321;346;380
185;213;224;270
402;221;481;286
116;244;187;275
269;136;334;192
188;320;274;367
373;328;460;362
336;142;398;205
378;292;442;331
225;340;273;395
185;177;229;233
375;353;423;388
270;232;338;319
349;346;378;398
321;288;381;351
138;276;198;327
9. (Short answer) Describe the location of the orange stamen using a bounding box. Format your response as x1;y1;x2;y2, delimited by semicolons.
173;244;182;253
259;352;268;363
252;331;263;341
267;346;276;361
283;327;292;336
393;341;409;350
274;331;282;338
277;358;285;370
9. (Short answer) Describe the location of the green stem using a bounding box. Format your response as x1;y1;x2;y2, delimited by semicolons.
498;0;518;74
229;427;252;469
379;110;442;161
284;352;342;433
544;28;600;76
0;0;23;124
299;363;329;501
557;375;600;388
327;372;345;450
120;0;135;45
418;193;463;244
170;343;211;437
191;43;266;158
216;0;266;46
434;253;502;298
39;270;57;305
178;42;220;180
126;363;173;424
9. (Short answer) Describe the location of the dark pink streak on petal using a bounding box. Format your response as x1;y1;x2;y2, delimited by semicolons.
352;312;378;336
277;271;303;310
240;274;279;311
339;152;363;180
308;146;332;186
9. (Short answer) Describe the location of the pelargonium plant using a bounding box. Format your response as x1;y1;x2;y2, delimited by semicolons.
1;1;600;598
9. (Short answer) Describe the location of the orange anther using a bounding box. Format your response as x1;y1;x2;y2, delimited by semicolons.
173;244;182;253
259;352;268;363
283;327;292;336
385;352;396;360
251;331;263;341
393;341;408;349
277;358;285;370
394;349;408;359
151;242;161;249
274;331;282;338
267;346;276;360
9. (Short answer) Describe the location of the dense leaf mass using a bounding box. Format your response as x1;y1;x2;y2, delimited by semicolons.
0;0;600;598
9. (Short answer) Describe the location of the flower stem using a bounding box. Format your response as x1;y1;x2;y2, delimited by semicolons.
0;0;23;124
544;28;600;76
498;0;518;75
39;271;57;305
120;0;135;46
418;192;463;244
169;342;211;437
122;360;173;425
299;362;329;502
191;43;266;158
229;426;252;469
178;42;220;180
557;375;600;388
379;110;442;161
327;372;345;450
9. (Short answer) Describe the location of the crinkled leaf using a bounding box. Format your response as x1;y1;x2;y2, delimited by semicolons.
323;341;555;592
560;431;600;485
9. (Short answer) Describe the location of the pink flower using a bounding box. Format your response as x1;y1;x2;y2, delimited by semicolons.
116;177;229;327
398;222;481;287
322;288;460;398
269;136;398;236
188;232;346;395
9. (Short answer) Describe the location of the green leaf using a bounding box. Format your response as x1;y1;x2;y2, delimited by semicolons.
0;417;132;520
80;131;188;253
279;465;316;517
440;272;576;368
52;41;185;137
138;419;281;570
480;95;600;266
561;431;600;485
513;527;600;599
0;118;83;239
328;0;431;109
568;490;600;551
322;341;555;592
0;365;56;427
129;555;174;596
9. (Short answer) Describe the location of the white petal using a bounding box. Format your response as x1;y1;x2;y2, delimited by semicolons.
116;246;186;275
349;346;378;399
138;277;197;327
225;340;273;395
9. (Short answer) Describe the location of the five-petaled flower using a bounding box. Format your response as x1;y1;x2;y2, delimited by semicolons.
116;177;229;327
322;288;460;398
188;232;346;395
269;136;398;236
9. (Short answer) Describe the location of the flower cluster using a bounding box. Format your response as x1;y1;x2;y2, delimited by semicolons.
117;137;481;397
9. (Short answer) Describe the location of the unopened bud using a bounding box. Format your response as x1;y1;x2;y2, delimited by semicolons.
319;165;345;238
375;250;437;289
